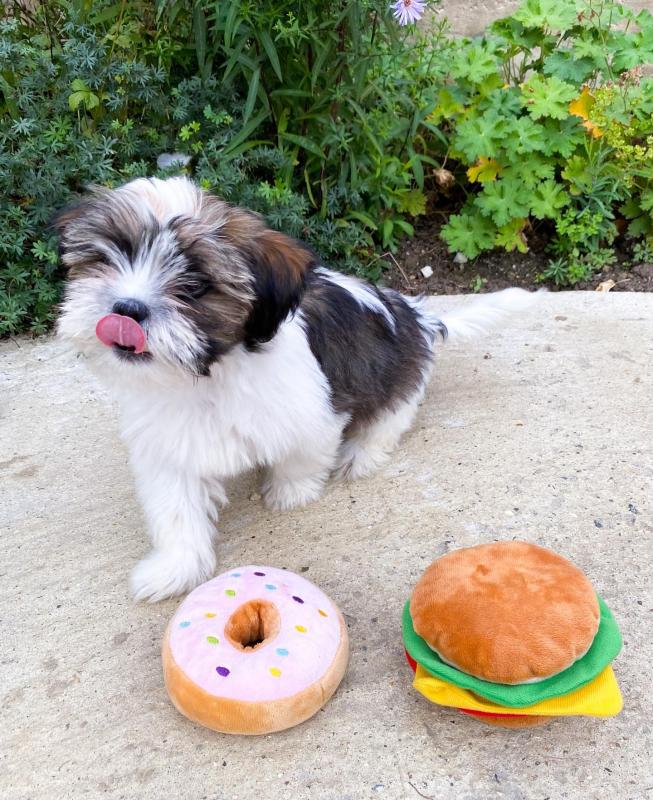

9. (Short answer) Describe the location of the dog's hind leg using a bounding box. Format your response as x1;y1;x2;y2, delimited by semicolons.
261;424;343;511
334;383;427;481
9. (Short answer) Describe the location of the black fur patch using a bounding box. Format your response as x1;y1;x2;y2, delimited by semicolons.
244;257;307;349
299;272;437;435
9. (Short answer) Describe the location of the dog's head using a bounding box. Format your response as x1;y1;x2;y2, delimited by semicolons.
55;177;314;379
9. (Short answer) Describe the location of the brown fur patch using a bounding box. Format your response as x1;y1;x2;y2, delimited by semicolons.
254;230;314;283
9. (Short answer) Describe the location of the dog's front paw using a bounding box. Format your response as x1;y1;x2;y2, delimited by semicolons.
129;548;215;602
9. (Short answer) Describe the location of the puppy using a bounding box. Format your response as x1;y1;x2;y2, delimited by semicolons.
55;177;536;601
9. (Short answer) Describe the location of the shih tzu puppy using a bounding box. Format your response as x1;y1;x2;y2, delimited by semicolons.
55;177;536;601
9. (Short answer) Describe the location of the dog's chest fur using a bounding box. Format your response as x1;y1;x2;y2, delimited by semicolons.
113;317;342;477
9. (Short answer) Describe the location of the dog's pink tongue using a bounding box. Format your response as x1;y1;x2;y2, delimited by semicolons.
96;314;146;353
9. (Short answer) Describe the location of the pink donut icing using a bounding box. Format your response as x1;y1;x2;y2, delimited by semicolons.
168;566;343;702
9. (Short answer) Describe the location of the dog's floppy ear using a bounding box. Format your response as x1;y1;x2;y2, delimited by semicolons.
49;201;89;235
244;229;314;348
49;201;91;262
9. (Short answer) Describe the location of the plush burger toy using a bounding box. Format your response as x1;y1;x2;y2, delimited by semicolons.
403;542;623;727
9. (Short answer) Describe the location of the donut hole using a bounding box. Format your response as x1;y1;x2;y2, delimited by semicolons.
225;599;281;651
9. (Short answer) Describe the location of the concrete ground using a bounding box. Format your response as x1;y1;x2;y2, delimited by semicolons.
440;0;653;36
1;292;651;800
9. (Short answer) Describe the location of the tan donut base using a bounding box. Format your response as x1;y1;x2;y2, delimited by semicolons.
162;613;349;735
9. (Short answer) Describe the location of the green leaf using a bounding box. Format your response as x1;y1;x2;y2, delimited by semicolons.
224;1;241;48
382;218;394;247
540;117;585;157
571;37;607;65
479;87;522;117
621;198;643;220
409;152;424;189
348;210;378;231
393;219;415;236
222;108;270;156
310;44;331;91
467;157;502;183
495;218;528;252
193;3;208;78
451;42;499;84
561;154;591;194
441;212;496;258
489;16;542;48
475;179;530;226
280;132;325;159
514;0;582;31
90;3;123;24
398;189;426;217
521;75;577;120
507;116;546;154
612;33;653;72
627;215;652;237
430;88;465;122
68;81;99;111
259;30;282;82
243;67;260;123
529;179;570;219
543;52;595;83
68;91;86;111
452;111;507;161
640;186;653;212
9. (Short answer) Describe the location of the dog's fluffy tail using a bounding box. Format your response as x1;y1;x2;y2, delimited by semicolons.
424;288;542;343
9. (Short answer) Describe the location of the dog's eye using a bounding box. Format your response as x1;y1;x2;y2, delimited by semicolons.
175;278;212;302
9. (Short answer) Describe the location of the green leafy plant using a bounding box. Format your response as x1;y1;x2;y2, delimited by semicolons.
0;0;443;335
435;0;653;285
188;0;445;252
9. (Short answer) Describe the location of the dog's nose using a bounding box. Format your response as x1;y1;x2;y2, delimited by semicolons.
112;298;149;323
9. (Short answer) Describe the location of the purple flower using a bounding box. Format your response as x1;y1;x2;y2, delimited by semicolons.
391;0;426;26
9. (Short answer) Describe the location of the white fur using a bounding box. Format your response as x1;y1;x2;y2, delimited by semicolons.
437;287;542;341
123;176;202;221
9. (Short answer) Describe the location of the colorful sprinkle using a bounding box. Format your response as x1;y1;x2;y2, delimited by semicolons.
204;612;216;618
269;667;282;677
292;595;304;604
253;571;266;576
265;583;277;590
179;620;191;628
230;572;241;577
295;625;307;633
206;636;219;645
276;648;289;656
318;609;328;617
216;666;230;677
225;589;236;597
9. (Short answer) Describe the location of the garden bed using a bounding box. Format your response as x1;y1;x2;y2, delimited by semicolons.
2;0;653;337
387;219;653;294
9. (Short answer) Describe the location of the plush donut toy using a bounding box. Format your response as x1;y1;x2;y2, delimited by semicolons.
163;566;349;734
403;542;623;728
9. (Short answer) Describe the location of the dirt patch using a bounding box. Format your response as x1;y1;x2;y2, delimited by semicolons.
385;219;653;295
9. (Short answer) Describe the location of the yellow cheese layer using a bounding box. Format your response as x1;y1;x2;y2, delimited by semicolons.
413;664;622;717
